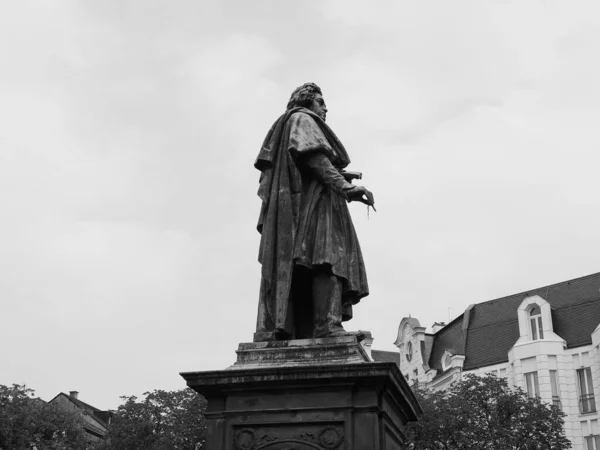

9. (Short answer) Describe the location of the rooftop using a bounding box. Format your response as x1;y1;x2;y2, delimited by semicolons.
428;271;600;371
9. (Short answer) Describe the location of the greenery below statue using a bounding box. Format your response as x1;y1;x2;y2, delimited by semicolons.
0;384;207;450
406;373;571;450
0;384;89;449
98;389;206;450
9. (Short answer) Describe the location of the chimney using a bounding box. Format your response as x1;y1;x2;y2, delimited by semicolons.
431;322;446;333
69;391;79;399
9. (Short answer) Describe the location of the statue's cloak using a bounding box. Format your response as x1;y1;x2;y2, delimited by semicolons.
254;108;369;336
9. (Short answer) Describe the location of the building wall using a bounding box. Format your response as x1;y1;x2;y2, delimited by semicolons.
461;343;599;448
397;319;600;450
49;394;108;444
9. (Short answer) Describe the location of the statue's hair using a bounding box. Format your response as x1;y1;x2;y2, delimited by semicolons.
286;82;322;110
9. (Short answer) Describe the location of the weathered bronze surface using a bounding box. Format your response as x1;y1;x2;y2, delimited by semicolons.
180;83;421;448
254;82;375;342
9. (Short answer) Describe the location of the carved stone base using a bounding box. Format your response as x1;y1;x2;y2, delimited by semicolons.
230;335;371;369
180;337;421;450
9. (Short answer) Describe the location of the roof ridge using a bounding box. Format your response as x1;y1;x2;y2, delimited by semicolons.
436;311;464;331
74;398;101;412
474;271;600;307
58;392;102;412
550;297;600;311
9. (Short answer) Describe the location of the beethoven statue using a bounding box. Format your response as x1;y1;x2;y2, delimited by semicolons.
254;82;375;342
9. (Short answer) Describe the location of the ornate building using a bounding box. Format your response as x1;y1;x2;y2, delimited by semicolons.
396;272;600;450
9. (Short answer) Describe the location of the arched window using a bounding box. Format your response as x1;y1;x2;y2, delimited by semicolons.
529;305;544;340
406;341;413;362
443;353;452;369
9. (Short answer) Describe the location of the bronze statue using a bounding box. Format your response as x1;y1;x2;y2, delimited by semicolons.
254;82;375;342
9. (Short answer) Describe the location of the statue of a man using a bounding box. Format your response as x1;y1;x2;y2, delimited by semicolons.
254;82;375;342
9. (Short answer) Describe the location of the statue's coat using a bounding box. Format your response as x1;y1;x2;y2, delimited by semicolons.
255;108;369;336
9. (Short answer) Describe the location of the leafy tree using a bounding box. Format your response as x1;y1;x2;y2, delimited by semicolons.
0;384;88;450
102;388;206;450
407;373;571;450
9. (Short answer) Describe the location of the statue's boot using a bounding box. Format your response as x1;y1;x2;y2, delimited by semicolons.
253;329;292;342
319;329;368;342
312;271;349;338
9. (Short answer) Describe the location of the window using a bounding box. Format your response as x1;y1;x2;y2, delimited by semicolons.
525;371;540;398
406;341;413;362
441;352;453;370
529;305;544;340
578;368;597;413
585;435;600;450
550;370;561;409
443;353;452;369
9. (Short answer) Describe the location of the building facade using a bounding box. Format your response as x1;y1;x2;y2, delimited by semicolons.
49;391;112;445
396;272;600;450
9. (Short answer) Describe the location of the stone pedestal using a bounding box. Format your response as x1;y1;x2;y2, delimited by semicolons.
180;336;421;450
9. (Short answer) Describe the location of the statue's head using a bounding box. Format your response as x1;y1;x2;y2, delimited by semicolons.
286;82;327;121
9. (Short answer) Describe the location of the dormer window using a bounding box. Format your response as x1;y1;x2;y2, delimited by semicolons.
443;353;452;368
515;295;563;347
529;305;544;340
441;350;455;371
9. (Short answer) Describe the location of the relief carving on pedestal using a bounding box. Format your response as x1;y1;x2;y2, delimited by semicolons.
234;425;343;450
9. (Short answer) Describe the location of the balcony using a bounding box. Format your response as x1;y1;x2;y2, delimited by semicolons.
579;394;597;414
552;396;561;410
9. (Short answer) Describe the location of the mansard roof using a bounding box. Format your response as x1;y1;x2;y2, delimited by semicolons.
371;349;400;367
428;271;600;371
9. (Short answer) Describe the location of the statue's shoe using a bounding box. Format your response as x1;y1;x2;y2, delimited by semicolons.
253;329;293;342
317;329;367;342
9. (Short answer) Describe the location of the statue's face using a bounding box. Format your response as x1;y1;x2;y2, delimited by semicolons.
309;94;327;121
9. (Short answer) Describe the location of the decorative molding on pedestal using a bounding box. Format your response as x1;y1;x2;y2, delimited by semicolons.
229;335;371;369
234;425;344;450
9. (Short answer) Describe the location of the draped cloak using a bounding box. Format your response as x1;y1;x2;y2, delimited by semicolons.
254;107;369;336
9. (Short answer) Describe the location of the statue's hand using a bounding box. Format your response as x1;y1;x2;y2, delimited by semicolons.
349;186;375;208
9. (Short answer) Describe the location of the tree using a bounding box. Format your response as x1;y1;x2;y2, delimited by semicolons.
102;388;206;450
0;384;88;449
406;373;571;450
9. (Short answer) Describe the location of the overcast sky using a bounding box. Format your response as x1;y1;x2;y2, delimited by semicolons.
1;0;600;411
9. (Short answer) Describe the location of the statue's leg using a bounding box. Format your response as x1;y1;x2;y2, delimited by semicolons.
291;266;314;339
312;268;345;338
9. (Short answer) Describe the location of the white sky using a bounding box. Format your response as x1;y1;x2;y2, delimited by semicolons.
1;0;600;411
